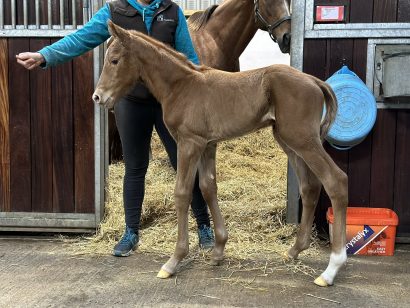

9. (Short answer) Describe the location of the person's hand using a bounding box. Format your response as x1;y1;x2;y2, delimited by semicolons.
16;52;45;70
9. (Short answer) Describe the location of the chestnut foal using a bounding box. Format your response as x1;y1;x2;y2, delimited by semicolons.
93;22;348;287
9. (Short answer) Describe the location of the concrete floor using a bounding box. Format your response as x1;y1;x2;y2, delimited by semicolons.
0;235;409;308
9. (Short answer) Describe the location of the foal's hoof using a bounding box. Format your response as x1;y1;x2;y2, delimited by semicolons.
314;276;332;287
157;269;172;279
282;251;292;261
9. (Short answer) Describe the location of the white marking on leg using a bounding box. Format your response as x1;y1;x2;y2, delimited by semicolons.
321;249;347;285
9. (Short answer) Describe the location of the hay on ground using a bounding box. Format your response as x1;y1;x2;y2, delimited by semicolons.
71;128;319;263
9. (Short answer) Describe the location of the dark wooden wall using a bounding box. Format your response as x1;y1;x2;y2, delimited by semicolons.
308;1;410;236
0;1;95;215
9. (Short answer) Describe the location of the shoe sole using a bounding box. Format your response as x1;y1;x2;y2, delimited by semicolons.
113;245;137;257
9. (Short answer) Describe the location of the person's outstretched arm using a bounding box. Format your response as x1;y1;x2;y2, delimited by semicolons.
17;4;111;70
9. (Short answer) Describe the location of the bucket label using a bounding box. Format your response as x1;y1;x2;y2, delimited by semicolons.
345;225;389;255
346;225;374;254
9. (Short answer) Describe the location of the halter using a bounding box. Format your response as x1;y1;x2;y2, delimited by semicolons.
254;0;291;42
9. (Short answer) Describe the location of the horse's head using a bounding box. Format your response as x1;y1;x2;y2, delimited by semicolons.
93;21;144;109
254;0;291;53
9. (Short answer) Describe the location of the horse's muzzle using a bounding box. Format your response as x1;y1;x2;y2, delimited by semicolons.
279;32;291;54
92;93;101;105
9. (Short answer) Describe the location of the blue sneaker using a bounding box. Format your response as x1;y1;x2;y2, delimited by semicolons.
113;226;139;257
197;225;215;249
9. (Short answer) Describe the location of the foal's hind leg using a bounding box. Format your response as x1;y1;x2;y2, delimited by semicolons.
287;138;348;287
274;133;322;259
198;144;228;264
287;156;322;259
157;139;205;279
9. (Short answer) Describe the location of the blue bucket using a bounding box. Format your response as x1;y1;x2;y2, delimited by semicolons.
325;66;377;150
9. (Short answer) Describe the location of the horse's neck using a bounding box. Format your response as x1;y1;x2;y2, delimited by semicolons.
136;47;195;103
208;0;257;60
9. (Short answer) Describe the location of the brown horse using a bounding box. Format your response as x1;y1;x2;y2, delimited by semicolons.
188;0;291;71
93;22;348;287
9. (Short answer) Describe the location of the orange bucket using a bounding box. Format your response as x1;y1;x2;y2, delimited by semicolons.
327;207;399;256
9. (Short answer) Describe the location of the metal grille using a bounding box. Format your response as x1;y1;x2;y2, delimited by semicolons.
0;0;90;37
173;0;222;11
0;0;223;37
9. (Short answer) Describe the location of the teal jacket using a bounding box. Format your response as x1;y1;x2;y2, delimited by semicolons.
39;0;199;67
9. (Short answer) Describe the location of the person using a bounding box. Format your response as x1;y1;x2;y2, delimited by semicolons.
16;0;215;257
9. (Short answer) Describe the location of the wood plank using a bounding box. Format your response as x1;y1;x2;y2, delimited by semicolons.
398;0;410;22
315;39;353;228
347;38;372;207
303;39;327;80
350;0;374;23
51;39;74;213
373;0;398;22
30;38;53;213
8;38;31;212
352;39;368;82
0;39;10;212
52;0;60;25
302;39;329;228
370;110;396;209
75;0;84;25
16;0;23;25
394;110;410;235
73;52;94;213
64;0;71;26
4;0;11;25
326;38;353;174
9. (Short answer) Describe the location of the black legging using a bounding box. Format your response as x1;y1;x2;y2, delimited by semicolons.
114;97;210;233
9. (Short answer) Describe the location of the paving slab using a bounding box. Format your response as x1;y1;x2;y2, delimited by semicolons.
0;236;409;308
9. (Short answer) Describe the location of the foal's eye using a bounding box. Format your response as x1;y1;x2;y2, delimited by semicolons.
111;59;119;65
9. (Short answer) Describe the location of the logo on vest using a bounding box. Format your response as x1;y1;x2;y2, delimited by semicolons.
157;14;175;22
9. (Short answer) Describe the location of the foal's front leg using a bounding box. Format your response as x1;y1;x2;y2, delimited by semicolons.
198;144;228;264
157;139;205;279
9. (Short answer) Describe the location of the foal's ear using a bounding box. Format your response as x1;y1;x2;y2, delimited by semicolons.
108;20;130;46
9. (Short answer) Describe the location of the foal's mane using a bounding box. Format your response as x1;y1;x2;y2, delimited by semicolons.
124;29;205;72
188;5;219;31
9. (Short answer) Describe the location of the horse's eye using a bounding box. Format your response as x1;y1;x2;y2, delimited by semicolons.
111;59;119;65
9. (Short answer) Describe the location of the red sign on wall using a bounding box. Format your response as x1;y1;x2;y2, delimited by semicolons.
316;6;345;22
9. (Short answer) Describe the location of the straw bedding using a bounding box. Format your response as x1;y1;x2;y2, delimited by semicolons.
72;128;319;269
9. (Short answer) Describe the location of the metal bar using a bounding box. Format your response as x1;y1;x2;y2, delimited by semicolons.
0;0;4;29
72;0;77;28
92;0;106;227
305;29;410;39
83;0;90;24
305;0;314;31
48;0;52;29
0;27;82;37
286;0;306;224
314;22;410;31
35;0;40;28
60;0;64;28
0;212;96;229
23;0;28;28
11;0;16;29
290;0;305;71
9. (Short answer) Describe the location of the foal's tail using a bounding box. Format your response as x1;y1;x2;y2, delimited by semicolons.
314;78;338;141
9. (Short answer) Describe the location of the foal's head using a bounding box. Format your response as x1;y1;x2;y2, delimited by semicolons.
93;21;145;109
254;0;292;53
